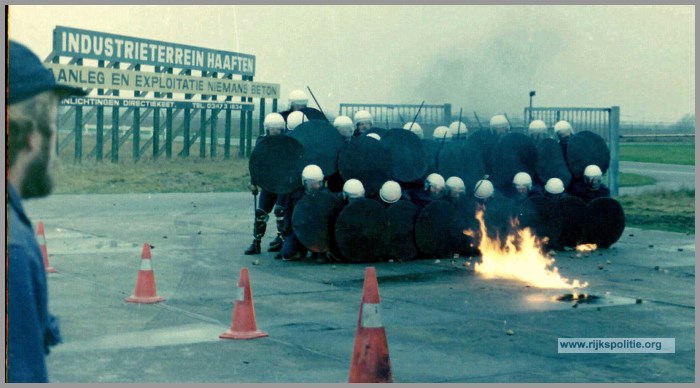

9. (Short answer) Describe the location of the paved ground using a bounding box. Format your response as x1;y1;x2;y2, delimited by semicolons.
22;192;695;383
619;161;695;196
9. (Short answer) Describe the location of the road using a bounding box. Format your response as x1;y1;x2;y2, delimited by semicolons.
618;161;695;196
19;192;694;383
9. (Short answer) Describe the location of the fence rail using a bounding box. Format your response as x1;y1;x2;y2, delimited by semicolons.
339;103;452;129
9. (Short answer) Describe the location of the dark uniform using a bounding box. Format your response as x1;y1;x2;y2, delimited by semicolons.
276;186;330;261
567;178;611;204
403;187;434;209
244;135;284;255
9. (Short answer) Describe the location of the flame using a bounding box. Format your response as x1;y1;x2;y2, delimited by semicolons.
470;209;588;289
576;244;598;252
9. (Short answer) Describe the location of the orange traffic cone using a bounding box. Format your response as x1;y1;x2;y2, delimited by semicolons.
348;267;392;383
220;267;268;340
124;243;165;304
36;222;56;273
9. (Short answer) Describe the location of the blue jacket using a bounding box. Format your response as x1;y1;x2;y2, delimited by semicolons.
7;184;62;382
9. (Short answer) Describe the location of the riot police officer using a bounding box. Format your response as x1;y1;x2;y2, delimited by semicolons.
448;121;468;139
353;110;373;137
286;111;308;131
489;114;510;137
554;120;574;160
288;89;308;111
568;164;611;203
244;113;287;255
510;172;543;200
406;173;446;208
333;115;355;142
277;164;327;261
378;180;403;207
544;177;567;199
474;178;496;204
528;119;548;142
341;179;365;205
432;126;452;141
445;176;466;201
403;122;424;139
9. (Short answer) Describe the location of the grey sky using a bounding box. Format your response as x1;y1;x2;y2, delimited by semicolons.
8;5;695;122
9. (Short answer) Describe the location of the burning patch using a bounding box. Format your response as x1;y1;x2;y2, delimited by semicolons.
470;208;588;290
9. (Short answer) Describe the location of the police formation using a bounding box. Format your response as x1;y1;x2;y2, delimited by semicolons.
246;90;625;264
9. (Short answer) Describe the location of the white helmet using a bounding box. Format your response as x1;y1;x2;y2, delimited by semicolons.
489;115;509;132
445;176;465;192
343;179;365;199
353;110;373;125
301;164;324;182
433;126;452;140
287;111;308;131
379;180;402;203
264;113;286;130
544;178;565;194
301;164;323;181
584;164;603;178
449;121;468;137
403;122;423;139
288;89;308;107
333;115;353;128
474;179;495;199
554;120;574;135
528;120;547;135
403;122;421;131
425;173;445;190
333;115;354;138
366;132;382;141
512;172;533;187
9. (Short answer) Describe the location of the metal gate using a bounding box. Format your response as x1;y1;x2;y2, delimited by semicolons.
339;103;452;130
524;106;621;195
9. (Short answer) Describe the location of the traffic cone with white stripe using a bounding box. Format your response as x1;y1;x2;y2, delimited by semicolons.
220;267;268;340
36;222;56;273
348;267;392;383
125;243;165;304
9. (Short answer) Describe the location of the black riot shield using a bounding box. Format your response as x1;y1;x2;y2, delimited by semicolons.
249;135;305;194
299;107;328;122
422;139;442;177
482;196;517;243
556;195;587;248
414;200;461;258
334;199;389;262
466;129;499;176
279;109;292;122
289;120;345;177
490;132;538;192
385;200;420;261
437;140;487;194
365;127;389;138
516;195;563;250
536;138;572;188
451;195;481;256
338;136;393;198
292;191;342;253
566;130;611;179
581;197;625;248
381;128;427;183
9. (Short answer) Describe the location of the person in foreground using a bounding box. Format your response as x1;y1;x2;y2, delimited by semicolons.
7;40;86;382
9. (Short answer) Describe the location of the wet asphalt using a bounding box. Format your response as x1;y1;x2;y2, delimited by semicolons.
20;190;695;383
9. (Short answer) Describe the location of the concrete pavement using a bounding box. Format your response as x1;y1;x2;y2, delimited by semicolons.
21;192;695;383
